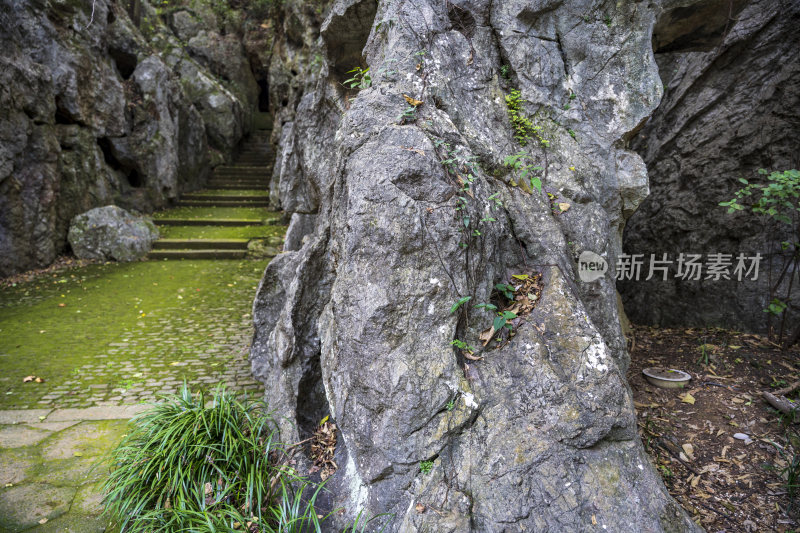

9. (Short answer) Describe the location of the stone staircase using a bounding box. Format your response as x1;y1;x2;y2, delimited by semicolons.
147;116;283;260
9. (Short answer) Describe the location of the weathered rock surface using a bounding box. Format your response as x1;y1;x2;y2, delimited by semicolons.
620;0;800;334
0;0;259;276
67;205;158;262
252;0;702;530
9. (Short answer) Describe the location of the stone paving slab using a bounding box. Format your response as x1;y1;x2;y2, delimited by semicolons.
0;407;144;533
0;410;52;424
45;405;149;422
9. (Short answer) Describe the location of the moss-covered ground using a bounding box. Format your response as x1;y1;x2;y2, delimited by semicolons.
0;259;269;410
0;130;280;531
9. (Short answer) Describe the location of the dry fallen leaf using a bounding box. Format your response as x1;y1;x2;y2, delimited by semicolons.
558;202;571;212
682;443;695;461
38;518;48;525
403;94;423;107
681;392;696;405
415;503;426;513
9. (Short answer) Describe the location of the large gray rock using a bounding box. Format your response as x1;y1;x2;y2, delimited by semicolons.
620;0;800;335
67;206;158;262
252;0;701;530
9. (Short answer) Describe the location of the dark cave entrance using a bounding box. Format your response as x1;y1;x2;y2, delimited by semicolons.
256;77;270;112
97;137;144;188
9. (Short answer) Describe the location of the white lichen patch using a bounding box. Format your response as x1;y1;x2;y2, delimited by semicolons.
584;338;609;373
462;391;478;409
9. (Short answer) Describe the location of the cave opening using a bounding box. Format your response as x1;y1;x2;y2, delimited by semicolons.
109;46;138;80
321;0;377;83
54;96;78;125
97;137;144;188
257;77;270;112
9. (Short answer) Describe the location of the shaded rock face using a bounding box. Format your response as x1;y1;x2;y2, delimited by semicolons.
620;0;800;334
253;0;700;530
0;0;258;276
67;205;158;262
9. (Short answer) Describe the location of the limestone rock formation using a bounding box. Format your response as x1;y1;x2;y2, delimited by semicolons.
620;0;800;334
251;0;703;530
67;205;158;262
0;0;259;276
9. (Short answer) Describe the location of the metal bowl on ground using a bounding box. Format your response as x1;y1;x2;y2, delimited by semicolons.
642;367;691;389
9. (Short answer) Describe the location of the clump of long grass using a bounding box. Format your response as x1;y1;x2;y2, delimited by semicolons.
102;385;328;532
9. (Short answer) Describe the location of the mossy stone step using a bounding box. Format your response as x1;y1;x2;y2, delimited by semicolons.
182;192;269;200
206;184;269;190
217;163;272;167
207;177;270;182
177;200;270;207
211;174;269;180
152;239;249;250
207;179;269;184
206;183;269;189
205;184;269;190
154;219;266;226
147;249;249;260
213;169;270;175
210;177;269;181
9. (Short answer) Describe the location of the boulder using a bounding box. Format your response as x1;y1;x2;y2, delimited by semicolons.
251;0;704;530
67;206;158;262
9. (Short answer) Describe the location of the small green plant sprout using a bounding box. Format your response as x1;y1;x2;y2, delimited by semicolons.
604;14;612;26
487;192;503;209
505;89;536;145
451;339;476;353
446;398;456;411
495;283;515;300
397;105;417;123
658;465;674;479
450;296;472;314
569;92;577;100
500;64;510;79
493;310;518;332
765;298;788;316
567;128;577;140
475;302;498;312
344;66;371;89
503;151;543;193
419;460;434;474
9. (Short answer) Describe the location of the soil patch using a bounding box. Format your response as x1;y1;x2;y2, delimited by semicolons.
629;324;800;532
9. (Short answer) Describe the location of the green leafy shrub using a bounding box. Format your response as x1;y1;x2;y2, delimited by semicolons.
103;385;329;532
720;168;799;345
